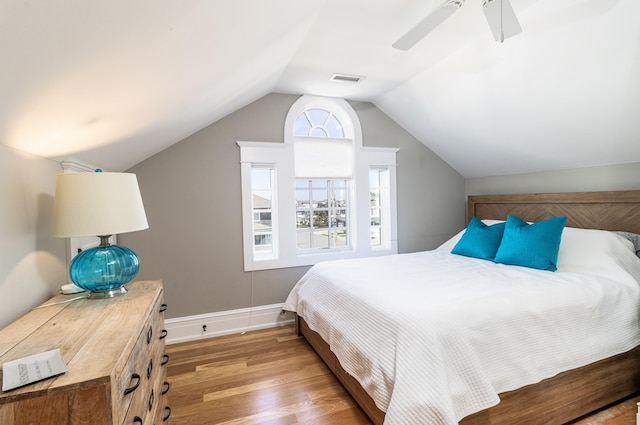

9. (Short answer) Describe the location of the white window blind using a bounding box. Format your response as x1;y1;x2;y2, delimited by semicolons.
293;137;354;179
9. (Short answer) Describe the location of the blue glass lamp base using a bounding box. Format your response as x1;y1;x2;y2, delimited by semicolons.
69;242;140;299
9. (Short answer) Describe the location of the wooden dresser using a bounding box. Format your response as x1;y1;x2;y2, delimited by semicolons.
0;280;171;425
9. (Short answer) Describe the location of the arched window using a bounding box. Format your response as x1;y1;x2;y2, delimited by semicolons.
238;95;398;271
294;108;344;138
291;104;353;251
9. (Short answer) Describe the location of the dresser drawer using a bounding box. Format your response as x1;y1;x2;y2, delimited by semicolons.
122;379;155;425
124;358;168;425
117;296;166;424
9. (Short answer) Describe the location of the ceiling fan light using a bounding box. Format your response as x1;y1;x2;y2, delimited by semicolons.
482;0;522;43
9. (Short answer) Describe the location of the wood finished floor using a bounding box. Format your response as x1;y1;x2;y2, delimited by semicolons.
166;325;639;425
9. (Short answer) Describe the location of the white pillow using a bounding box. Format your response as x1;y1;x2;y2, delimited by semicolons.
435;219;505;252
556;226;636;272
435;229;466;251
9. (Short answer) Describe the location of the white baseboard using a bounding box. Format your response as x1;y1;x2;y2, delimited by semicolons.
163;303;295;345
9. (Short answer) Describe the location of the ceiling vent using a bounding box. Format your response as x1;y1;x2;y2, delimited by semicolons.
329;73;364;83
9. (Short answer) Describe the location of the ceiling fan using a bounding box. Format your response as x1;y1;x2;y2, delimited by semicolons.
392;0;522;50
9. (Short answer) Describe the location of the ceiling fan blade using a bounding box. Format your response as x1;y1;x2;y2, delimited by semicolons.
482;0;522;42
392;0;465;50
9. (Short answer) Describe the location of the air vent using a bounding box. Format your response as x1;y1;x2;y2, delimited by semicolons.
329;73;364;83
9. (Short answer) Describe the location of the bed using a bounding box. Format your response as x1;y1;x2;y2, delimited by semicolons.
283;190;640;425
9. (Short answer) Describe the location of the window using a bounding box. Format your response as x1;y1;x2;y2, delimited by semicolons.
369;168;385;247
294;108;344;138
251;166;275;255
296;179;350;251
238;95;398;271
293;105;353;253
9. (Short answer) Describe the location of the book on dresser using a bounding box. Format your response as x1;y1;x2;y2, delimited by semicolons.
0;279;171;425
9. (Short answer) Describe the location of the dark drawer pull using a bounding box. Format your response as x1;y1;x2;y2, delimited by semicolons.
147;359;153;379
162;381;170;395
160;303;168;313
148;389;155;412
163;406;171;422
124;373;141;395
146;326;153;344
133;416;143;424
159;329;168;340
161;354;169;366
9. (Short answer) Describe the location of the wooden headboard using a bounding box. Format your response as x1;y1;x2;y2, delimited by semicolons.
468;190;640;234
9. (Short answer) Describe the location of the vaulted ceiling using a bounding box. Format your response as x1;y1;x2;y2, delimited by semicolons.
2;0;638;177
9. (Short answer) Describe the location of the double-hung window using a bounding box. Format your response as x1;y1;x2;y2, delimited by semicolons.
239;95;398;271
295;179;350;250
251;165;275;255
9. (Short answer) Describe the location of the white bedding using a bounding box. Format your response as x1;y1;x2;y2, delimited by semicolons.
282;227;640;424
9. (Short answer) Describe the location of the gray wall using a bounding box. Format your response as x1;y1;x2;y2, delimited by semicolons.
351;101;466;252
3;93;637;328
122;93;466;319
466;162;640;197
0;145;67;329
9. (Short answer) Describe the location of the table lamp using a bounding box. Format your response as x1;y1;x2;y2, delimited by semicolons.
52;170;149;298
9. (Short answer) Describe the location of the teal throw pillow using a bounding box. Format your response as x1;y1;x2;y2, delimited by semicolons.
494;215;567;271
451;217;506;260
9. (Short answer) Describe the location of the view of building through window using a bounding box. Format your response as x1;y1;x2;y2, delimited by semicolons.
295;179;349;250
251;166;274;254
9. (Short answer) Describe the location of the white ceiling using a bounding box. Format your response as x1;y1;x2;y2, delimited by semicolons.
1;0;639;177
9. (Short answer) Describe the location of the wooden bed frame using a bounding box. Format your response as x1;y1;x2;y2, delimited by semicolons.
295;190;640;425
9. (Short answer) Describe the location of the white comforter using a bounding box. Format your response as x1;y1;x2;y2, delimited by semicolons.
282;228;640;424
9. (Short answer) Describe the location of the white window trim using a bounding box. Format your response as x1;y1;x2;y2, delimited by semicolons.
238;96;398;271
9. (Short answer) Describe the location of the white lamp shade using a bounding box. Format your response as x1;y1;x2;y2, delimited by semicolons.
52;172;149;238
